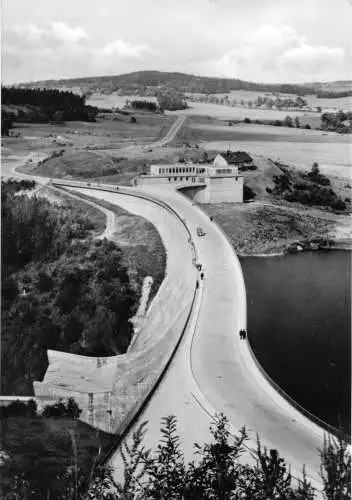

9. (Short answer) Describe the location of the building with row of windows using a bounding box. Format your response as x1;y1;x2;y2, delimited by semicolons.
136;154;244;203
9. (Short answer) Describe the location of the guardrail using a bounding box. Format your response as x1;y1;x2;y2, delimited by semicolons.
245;338;350;442
185;194;350;443
52;179;201;462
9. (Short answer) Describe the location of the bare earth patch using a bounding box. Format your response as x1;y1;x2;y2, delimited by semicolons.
202;201;345;256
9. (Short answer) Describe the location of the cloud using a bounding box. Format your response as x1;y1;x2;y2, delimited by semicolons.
95;39;156;59
10;21;89;47
3;21;158;82
213;25;346;82
47;21;89;43
279;44;345;73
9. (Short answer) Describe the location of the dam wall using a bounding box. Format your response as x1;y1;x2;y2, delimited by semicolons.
34;182;197;434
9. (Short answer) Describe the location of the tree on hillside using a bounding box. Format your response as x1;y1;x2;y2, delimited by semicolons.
295;116;301;128
1;112;15;136
283;115;294;127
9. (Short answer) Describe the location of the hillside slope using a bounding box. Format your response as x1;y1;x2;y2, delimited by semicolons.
18;70;350;96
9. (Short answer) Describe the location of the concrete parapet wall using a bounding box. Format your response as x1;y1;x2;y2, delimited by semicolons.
208;176;243;203
34;181;197;435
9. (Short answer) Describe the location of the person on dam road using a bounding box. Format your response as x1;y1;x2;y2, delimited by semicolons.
239;329;247;340
200;272;204;280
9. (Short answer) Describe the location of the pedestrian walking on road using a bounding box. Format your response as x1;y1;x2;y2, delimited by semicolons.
239;329;247;340
200;272;204;280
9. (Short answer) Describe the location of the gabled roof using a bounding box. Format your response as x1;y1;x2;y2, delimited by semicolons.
213;154;228;167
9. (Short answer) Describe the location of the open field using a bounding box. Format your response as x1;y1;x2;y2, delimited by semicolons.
173;116;351;180
187;119;348;144
187;90;352;112
87;93;158;109
169;101;318;120
204;140;351;179
3;113;175;151
88;91;352;114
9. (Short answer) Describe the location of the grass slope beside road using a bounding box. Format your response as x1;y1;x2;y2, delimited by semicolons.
60;189;166;304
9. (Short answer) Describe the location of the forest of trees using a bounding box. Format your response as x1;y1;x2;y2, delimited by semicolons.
1;87;99;129
1;180;138;395
126;99;159;112
1;411;350;499
320;111;352;133
156;91;188;111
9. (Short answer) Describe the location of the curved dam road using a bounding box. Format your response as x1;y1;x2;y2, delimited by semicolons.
109;185;327;492
2;153;328;491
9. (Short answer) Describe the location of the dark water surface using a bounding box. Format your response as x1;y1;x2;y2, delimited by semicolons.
240;251;351;434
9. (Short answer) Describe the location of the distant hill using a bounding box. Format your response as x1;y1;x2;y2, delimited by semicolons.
17;70;352;98
304;80;352;92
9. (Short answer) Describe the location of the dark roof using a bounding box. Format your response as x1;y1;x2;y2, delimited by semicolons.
221;150;253;164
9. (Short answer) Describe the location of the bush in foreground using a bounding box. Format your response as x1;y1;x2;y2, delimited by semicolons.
91;414;350;500
1;413;350;498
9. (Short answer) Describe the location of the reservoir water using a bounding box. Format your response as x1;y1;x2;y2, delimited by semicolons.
240;250;351;434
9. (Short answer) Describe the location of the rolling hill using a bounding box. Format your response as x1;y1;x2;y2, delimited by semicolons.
17;70;351;98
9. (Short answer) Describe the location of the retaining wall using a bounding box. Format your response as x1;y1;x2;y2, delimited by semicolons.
34;182;197;435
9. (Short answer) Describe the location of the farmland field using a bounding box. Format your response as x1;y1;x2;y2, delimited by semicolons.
188;121;348;144
168;101;317;120
2;113;176;153
204;140;351;178
87;94;157;109
176;117;351;179
187;90;352;112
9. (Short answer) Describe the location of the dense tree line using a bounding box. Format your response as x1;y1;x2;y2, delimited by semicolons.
126;100;159;112
2;412;349;499
1;181;138;394
1;111;15;135
320;111;352;134
1;86;98;125
316;90;352;98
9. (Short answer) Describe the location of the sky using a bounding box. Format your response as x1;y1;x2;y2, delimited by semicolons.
1;0;352;84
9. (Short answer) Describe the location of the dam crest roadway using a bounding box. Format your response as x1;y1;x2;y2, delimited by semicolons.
2;116;340;495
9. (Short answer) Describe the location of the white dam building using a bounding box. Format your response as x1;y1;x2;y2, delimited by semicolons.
136;154;244;204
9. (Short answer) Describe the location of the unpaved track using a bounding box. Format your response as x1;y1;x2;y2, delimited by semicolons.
151;115;186;146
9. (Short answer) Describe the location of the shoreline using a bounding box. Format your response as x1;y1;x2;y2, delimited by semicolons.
239;240;352;258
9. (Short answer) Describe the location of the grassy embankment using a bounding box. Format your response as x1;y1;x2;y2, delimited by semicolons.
60;188;166;304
